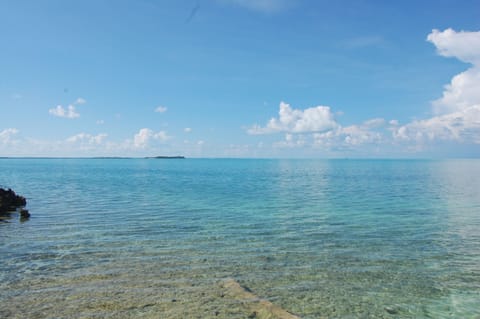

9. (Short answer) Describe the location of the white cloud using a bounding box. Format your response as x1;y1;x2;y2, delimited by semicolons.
49;105;80;119
433;68;480;115
427;29;480;115
393;28;480;145
248;101;338;134
133;128;170;148
427;28;480;64
155;106;168;113
393;105;480;143
313;119;386;148
75;97;86;105
96;120;105;125
0;127;176;157
184;127;192;133
430;66;480;115
363;118;386;128
0;128;19;145
67;133;108;145
274;133;306;148
247;28;480;154
49;98;86;119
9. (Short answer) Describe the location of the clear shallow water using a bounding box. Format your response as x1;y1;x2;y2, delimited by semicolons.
1;158;479;318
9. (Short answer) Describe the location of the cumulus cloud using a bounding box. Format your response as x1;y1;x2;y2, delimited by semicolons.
49;98;86;119
250;29;480;154
427;29;480;114
427;28;480;64
248;101;338;134
393;28;480;144
184;127;192;133
427;29;480;115
155;106;168;113
431;68;480;115
49;105;80;119
133;128;170;148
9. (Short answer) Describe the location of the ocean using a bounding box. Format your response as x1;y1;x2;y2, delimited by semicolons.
1;158;479;318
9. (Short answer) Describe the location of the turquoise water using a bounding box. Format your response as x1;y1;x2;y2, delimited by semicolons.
1;159;479;318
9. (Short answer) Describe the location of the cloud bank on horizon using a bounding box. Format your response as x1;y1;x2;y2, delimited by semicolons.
1;28;480;157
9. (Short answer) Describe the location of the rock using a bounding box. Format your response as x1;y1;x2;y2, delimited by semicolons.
0;188;28;218
384;306;399;314
0;188;26;212
20;208;30;218
221;278;301;319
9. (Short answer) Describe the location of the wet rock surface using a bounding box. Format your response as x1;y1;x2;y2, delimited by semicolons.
0;187;28;218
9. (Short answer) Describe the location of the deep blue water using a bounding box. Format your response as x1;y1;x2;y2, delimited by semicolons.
1;159;479;318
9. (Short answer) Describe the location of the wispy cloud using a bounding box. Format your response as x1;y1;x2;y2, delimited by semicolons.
313;120;387;149
0;128;19;145
154;105;168;113
218;0;295;13
74;97;86;105
342;36;385;49
63;133;109;152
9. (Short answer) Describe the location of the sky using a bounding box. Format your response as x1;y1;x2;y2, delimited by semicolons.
1;0;480;158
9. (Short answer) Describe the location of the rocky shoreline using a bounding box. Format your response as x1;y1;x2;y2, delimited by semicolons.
0;187;29;218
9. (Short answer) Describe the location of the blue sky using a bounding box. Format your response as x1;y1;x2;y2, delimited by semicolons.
1;0;480;157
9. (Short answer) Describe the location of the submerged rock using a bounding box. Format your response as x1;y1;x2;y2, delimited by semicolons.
221;278;301;319
384;306;399;315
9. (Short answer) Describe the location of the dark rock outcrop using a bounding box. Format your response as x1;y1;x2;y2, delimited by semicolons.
20;208;30;218
0;188;27;214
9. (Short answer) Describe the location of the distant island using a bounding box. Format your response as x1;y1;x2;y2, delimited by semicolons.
145;156;185;159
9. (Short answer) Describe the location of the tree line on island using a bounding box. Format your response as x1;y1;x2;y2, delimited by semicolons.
145;156;185;159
